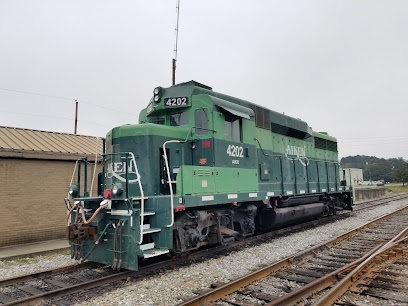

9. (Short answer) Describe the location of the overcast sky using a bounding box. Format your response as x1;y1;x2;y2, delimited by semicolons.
0;1;407;159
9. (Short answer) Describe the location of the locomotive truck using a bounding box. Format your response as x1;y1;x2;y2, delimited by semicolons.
66;81;353;271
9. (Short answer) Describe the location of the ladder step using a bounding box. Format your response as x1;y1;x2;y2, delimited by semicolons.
143;228;161;234
143;248;169;259
142;224;150;230
142;211;155;216
140;242;155;251
132;196;149;201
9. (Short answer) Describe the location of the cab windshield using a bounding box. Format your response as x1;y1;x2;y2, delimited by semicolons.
170;111;189;126
149;116;165;125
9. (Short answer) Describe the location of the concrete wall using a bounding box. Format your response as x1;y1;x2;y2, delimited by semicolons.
0;158;101;247
353;188;389;203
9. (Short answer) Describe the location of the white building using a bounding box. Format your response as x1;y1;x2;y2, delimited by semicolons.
340;168;364;187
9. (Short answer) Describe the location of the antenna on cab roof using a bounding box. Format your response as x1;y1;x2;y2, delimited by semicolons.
172;0;181;85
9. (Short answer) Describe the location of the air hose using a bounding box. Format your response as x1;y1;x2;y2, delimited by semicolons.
81;221;112;263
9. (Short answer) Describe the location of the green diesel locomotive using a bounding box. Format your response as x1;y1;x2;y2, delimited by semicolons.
66;81;353;271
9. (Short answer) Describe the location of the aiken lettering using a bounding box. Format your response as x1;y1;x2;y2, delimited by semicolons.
286;145;306;157
106;162;138;183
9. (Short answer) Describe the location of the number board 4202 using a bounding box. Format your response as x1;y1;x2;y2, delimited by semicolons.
164;97;189;108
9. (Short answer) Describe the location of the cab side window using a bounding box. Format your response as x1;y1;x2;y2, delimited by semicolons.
195;108;208;135
225;116;242;142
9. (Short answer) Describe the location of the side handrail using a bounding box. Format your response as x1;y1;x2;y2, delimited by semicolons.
161;126;203;228
68;160;80;199
102;151;145;244
128;152;146;245
163;140;182;228
89;137;99;197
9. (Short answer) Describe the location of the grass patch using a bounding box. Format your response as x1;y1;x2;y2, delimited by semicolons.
0;256;39;268
15;257;40;264
387;185;408;193
44;248;71;258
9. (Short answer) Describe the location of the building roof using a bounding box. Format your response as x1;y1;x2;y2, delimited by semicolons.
0;126;104;161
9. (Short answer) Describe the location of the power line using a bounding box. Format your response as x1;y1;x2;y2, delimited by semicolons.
342;141;408;146
340;135;407;140
339;137;407;143
0;87;73;100
76;98;138;117
0;87;139;117
0;110;111;128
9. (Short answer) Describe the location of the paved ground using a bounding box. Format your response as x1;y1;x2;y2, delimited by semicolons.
0;239;69;260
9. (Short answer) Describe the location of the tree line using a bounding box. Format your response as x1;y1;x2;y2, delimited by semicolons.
340;155;408;185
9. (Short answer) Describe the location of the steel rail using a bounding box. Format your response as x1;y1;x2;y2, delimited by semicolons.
353;191;401;205
354;192;408;206
178;203;408;306
2;254;195;306
3;270;135;306
314;226;408;306
0;263;95;287
268;229;408;306
353;193;408;212
266;244;385;306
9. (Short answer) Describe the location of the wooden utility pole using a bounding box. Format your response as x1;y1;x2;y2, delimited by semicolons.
74;100;78;134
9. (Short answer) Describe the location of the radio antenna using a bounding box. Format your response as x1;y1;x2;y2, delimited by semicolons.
172;0;181;85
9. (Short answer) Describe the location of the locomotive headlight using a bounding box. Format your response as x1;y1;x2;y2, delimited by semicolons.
153;87;162;103
112;183;123;196
153;87;161;95
68;184;79;197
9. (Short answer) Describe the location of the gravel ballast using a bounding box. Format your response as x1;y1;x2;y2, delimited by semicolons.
0;198;407;305
0;254;77;281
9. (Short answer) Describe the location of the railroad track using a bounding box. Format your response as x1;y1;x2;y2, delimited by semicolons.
314;231;408;305
178;204;408;306
337;249;408;305
0;194;406;305
352;192;408;211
